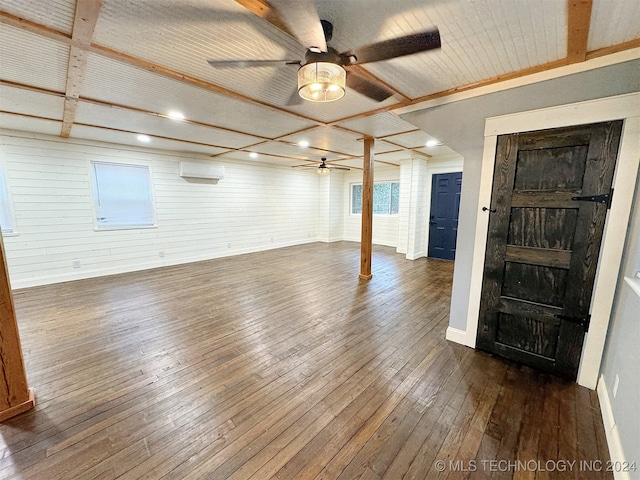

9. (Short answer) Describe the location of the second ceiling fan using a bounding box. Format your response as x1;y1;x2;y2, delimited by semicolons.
208;0;441;104
300;158;350;175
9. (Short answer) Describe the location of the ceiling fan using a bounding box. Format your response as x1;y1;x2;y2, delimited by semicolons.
207;0;441;104
300;158;350;175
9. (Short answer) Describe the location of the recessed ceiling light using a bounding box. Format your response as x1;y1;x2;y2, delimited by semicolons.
298;140;309;148
426;139;440;147
249;152;258;159
137;134;151;143
167;111;185;120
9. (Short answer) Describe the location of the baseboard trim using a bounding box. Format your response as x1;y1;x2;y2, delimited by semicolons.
445;326;476;348
0;388;35;422
597;375;631;480
11;238;322;289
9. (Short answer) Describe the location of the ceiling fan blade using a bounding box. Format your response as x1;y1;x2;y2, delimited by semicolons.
327;166;350;171
286;87;304;106
346;71;394;102
261;0;327;51
340;28;441;65
207;59;300;68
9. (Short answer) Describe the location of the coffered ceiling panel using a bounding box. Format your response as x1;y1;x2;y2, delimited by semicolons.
279;126;367;157
376;138;458;160
284;91;398;124
0;85;65;120
0;24;69;91
414;144;459;158
81;53;316;139
0;113;62;137
368;150;411;164
383;130;438;148
337;112;419;139
222;151;318;168
324;0;566;99
70;124;230;156
589;0;640;51
74;102;263;150
248;141;347;162
93;0;305;107
0;0;75;34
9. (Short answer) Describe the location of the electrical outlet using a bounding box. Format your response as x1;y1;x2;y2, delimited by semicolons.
72;260;81;269
613;374;620;398
159;250;165;258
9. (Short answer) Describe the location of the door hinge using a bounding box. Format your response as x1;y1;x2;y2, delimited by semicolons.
571;189;613;209
555;313;591;331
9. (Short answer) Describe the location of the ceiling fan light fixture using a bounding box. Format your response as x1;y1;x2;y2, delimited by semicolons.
298;62;346;102
317;166;331;175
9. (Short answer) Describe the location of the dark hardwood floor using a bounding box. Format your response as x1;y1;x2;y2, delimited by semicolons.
0;242;611;479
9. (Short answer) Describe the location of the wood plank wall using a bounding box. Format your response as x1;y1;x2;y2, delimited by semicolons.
0;132;321;288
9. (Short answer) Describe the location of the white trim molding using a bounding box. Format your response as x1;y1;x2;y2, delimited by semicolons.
597;375;631;480
463;92;640;389
445;326;474;347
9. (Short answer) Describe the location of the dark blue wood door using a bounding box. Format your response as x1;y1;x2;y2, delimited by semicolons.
428;172;462;260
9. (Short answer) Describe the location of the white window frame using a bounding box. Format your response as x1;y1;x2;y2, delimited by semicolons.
89;161;157;231
0;162;17;236
350;181;400;216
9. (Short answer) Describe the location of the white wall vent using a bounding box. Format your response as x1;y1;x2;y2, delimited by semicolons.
179;162;225;181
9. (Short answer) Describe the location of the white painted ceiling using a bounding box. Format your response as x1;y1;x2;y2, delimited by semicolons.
0;0;638;170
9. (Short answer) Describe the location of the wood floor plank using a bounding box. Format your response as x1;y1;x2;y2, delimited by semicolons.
0;242;613;480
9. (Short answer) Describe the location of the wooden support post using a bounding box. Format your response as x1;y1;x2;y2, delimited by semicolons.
359;136;375;280
0;233;34;422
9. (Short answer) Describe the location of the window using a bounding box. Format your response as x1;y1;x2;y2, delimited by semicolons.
351;181;399;215
91;162;156;229
0;166;14;234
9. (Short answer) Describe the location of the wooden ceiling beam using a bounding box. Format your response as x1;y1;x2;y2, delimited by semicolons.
567;0;593;64
0;79;65;97
586;38;640;60
0;11;71;44
61;0;103;138
234;0;294;38
381;138;432;158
